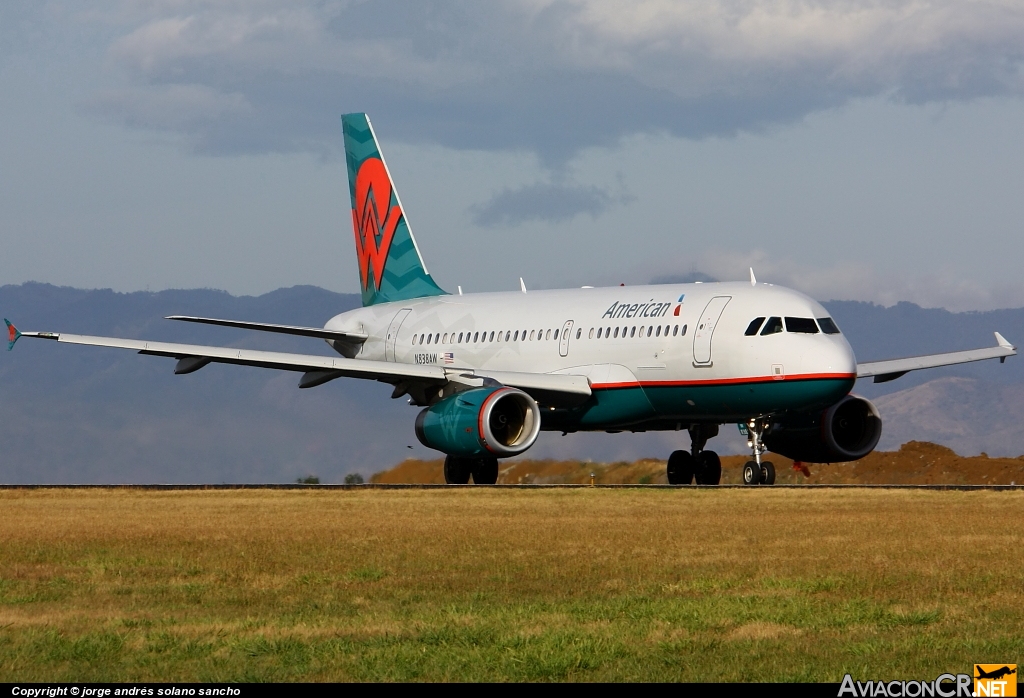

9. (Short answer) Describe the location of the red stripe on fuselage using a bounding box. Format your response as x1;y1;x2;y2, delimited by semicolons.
590;372;856;390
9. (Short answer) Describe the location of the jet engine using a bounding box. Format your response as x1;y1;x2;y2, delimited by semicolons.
763;394;882;463
415;386;541;457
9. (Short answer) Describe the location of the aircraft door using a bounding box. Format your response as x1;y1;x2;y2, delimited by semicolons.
385;308;412;361
692;296;731;366
559;320;574;357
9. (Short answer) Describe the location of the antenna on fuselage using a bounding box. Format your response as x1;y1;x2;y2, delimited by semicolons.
458;286;463;295
520;277;527;293
749;268;757;286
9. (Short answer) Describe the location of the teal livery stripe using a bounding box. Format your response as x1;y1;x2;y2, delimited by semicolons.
556;376;856;430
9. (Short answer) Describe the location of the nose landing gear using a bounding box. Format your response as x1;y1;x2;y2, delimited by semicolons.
667;424;721;485
742;418;776;485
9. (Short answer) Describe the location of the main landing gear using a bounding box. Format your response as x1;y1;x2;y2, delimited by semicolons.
444;455;499;484
667;424;722;485
742;418;776;486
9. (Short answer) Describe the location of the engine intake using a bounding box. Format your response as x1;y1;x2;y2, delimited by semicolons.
415;386;541;457
763;394;882;463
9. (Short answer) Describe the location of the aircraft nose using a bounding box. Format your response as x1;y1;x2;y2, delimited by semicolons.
828;337;858;376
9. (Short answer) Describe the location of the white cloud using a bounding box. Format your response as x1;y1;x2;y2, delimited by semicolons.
70;0;1024;156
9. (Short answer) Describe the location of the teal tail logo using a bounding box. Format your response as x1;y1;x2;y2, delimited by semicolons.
342;113;446;307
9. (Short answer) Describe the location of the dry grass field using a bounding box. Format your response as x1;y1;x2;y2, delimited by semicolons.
372;441;1024;485
1;488;1022;681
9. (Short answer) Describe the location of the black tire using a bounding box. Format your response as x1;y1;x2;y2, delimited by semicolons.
742;461;761;486
471;457;499;485
666;450;695;485
695;450;722;485
443;455;471;484
759;461;776;485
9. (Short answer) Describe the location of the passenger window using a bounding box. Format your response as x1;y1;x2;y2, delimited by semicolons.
818;317;841;334
505;331;511;341
596;328;602;339
435;333;440;343
613;327;619;338
472;332;478;342
760;317;783;335
681;324;687;336
488;331;494;342
442;333;448;344
411;335;417;345
554;329;559;340
672;325;678;336
426;334;432;345
647;327;653;337
513;330;519;341
545;329;551;340
785;317;819;334
589;328;594;339
745;317;766;336
630;326;635;337
656;326;661;337
576;328;581;339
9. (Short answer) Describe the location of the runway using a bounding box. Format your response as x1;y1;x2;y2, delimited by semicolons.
1;483;1022;490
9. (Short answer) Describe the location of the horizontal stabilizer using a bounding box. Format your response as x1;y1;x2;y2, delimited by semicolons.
857;332;1016;383
166;316;367;343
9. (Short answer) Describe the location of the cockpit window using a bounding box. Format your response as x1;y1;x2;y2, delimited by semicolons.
760;317;783;335
785;317;819;334
744;317;765;336
817;317;841;334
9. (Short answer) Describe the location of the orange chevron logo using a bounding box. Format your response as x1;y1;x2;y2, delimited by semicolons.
352;157;402;292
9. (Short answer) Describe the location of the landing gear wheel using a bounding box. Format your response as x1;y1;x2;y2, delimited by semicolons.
471;457;499;485
443;455;471;484
759;461;776;485
742;461;761;486
667;450;695;485
694;450;722;485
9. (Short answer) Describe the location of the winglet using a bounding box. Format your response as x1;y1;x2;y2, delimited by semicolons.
5;319;21;351
995;331;1014;350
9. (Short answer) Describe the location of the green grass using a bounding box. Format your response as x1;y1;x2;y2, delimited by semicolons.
0;489;1021;681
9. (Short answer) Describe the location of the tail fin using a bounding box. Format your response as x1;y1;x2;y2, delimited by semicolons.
342;113;447;307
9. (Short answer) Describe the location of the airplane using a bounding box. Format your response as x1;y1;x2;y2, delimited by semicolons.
975;666;1016;681
5;113;1017;486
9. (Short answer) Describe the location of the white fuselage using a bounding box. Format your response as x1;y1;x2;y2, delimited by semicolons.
324;281;858;430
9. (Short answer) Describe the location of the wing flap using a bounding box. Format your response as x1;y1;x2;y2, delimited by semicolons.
857;332;1016;383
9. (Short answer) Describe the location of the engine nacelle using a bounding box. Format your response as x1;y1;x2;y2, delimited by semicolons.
415;386;541;457
763;394;882;463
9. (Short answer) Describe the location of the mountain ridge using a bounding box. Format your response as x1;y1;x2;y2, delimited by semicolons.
2;282;1021;483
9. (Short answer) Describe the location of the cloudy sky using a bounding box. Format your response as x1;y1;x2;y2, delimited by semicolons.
2;1;1023;311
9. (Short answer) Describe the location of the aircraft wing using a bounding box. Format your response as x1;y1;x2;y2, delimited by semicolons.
6;322;593;402
856;332;1016;383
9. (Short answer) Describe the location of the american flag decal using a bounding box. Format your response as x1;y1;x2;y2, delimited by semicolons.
443;352;454;364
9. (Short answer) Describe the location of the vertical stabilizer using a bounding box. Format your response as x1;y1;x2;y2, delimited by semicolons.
342;113;447;306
